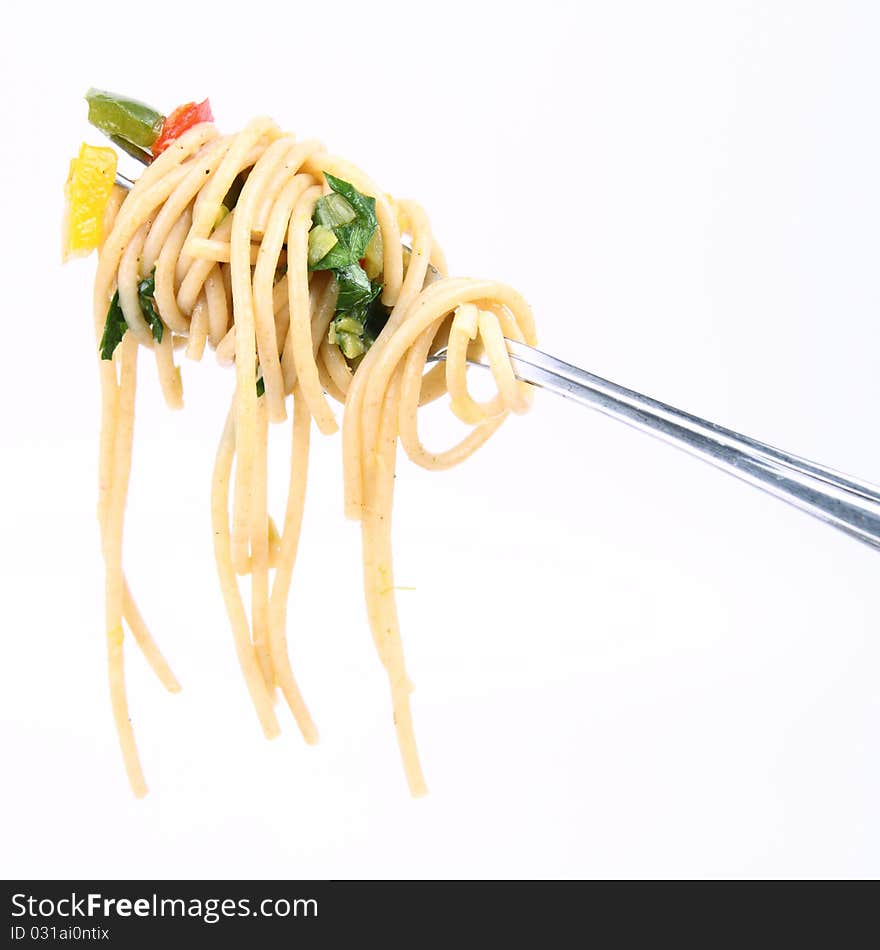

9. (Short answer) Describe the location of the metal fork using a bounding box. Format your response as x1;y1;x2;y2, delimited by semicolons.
113;170;880;550
428;340;880;552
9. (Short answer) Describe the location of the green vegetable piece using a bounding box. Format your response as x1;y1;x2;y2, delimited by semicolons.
336;331;366;360
334;316;365;335
329;277;387;360
309;173;378;270
256;375;265;397
99;291;128;360
99;269;165;360
306;176;386;360
362;228;384;280
85;88;164;150
333;263;379;312
362;294;391;345
308;226;339;268
314;193;356;229
137;270;164;343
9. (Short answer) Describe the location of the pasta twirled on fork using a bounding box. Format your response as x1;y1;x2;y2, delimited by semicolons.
72;100;536;797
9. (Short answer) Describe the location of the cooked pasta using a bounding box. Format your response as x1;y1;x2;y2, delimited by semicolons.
72;95;536;798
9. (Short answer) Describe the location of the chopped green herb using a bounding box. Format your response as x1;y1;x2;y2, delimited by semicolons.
99;270;165;360
99;290;128;360
256;374;265;397
362;293;391;344
137;270;164;343
334;263;379;312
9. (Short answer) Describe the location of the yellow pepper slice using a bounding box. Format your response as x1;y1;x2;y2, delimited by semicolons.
62;143;118;261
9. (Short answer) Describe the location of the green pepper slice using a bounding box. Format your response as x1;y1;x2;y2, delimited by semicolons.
85;88;164;150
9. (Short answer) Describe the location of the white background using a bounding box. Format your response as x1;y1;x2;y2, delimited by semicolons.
1;0;878;879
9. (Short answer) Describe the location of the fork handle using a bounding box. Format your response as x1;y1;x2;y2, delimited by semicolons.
501;340;880;552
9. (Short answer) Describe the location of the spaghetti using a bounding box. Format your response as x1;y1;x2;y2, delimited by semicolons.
74;100;537;798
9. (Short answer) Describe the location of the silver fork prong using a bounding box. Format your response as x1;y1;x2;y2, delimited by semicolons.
431;337;880;551
503;339;880;503
109;134;152;166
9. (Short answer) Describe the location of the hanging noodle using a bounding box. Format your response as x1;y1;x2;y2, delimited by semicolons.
92;116;536;798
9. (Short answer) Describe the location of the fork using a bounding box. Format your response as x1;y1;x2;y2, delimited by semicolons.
427;340;880;552
113;170;880;550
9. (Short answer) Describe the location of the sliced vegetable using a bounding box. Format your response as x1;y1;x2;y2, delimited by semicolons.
85;89;164;150
335;331;366;360
99;291;128;360
308;226;338;267
313;192;356;229
63;143;118;260
85;90;213;160
334;316;367;335
152;98;213;156
362;228;384;281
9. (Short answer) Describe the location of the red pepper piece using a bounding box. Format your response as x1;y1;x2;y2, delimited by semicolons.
152;99;214;156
